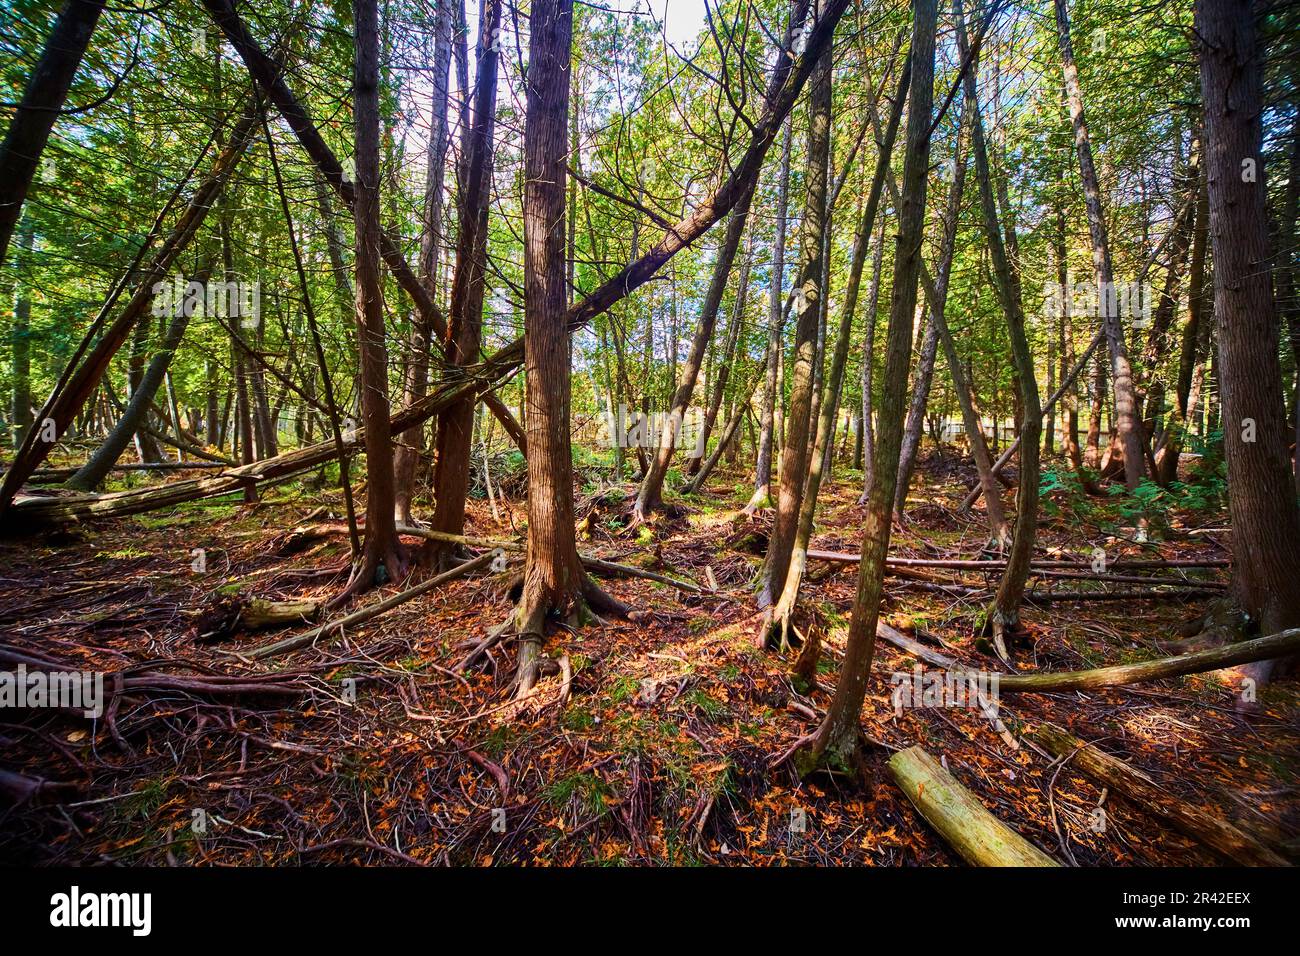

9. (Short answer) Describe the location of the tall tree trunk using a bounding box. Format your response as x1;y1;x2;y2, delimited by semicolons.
796;0;937;774
758;29;831;611
0;0;105;268
960;0;1040;652
1055;0;1146;489
766;51;911;644
514;0;628;697
343;0;404;597
1196;0;1300;667
394;0;454;524
423;0;502;564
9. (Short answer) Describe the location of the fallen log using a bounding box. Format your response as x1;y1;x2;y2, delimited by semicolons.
244;551;495;661
1031;726;1288;866
806;549;1228;571
888;745;1060;866
240;598;321;629
998;627;1300;694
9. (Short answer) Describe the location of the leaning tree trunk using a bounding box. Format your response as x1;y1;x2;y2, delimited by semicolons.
0;0;105;268
1055;0;1146;490
423;0;501;566
1196;0;1300;674
796;0;937;775
343;0;405;598
66;262;212;491
514;0;628;697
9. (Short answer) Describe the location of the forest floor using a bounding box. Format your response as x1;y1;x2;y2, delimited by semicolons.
1;450;1297;866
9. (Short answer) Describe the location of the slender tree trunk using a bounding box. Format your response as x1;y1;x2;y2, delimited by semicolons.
1196;0;1300;665
344;0;404;597
1055;0;1146;489
424;0;502;564
768;52;911;644
394;0;453;523
758;31;831;611
797;0;937;774
960;1;1040;648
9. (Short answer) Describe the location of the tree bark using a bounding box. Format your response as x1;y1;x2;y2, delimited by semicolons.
1196;0;1300;659
345;0;404;597
394;0;454;524
514;0;629;697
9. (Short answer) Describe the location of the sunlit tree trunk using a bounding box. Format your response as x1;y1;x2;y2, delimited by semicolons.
1055;0;1146;489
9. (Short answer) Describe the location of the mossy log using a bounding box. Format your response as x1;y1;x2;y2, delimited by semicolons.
888;745;1060;866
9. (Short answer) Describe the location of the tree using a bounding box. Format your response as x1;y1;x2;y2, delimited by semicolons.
423;0;502;565
1196;0;1300;669
0;0;104;268
1054;0;1146;490
343;0;404;598
514;0;629;697
757;17;830;614
795;0;938;775
393;0;454;525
